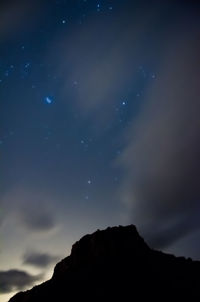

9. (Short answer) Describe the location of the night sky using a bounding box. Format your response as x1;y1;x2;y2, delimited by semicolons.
1;1;200;301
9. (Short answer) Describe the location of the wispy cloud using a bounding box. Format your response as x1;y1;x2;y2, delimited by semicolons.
23;251;60;268
20;204;56;232
53;2;163;120
0;269;42;294
1;186;58;233
118;25;200;248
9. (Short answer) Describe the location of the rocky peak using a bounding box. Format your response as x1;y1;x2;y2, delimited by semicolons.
9;225;200;302
53;225;149;278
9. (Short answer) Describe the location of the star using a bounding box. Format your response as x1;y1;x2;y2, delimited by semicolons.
87;180;92;184
25;62;30;69
62;20;66;24
45;97;53;104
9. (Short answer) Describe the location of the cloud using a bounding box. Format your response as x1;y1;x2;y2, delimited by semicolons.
119;24;200;248
53;2;164;121
21;205;56;232
53;1;198;125
1;186;57;233
23;251;60;268
0;269;42;294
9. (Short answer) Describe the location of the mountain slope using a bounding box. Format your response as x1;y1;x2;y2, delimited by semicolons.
9;225;200;301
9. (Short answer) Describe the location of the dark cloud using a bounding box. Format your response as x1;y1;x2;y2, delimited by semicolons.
21;208;56;232
1;187;57;232
0;269;42;294
119;22;200;248
145;212;200;250
23;251;60;268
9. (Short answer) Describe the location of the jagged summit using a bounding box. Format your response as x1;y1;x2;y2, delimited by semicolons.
53;225;149;278
9;225;200;301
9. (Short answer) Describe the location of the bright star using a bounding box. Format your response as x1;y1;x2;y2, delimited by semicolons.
45;97;53;104
122;101;126;105
87;180;92;184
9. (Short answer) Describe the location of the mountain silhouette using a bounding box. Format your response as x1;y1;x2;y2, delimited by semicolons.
9;225;200;301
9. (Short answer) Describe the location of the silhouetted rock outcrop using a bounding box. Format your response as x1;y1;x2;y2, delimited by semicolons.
9;225;200;301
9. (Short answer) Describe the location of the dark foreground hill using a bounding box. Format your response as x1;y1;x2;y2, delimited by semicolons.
9;225;200;301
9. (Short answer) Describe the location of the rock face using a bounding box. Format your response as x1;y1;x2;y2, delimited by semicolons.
9;225;200;301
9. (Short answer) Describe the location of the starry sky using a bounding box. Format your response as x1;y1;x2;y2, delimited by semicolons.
1;0;200;301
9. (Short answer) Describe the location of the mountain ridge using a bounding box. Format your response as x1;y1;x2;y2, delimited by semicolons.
9;225;200;301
